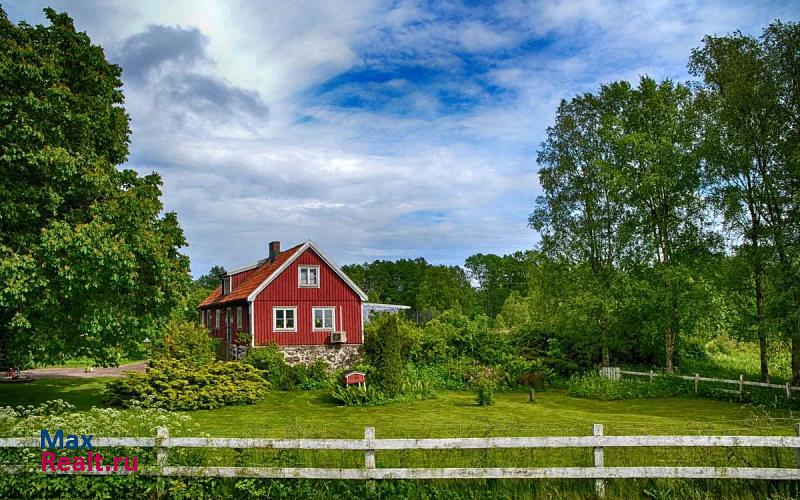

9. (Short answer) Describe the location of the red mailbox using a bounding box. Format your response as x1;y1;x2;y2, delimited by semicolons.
343;370;366;387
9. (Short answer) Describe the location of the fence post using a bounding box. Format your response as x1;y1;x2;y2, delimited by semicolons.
529;389;536;403
155;426;169;500
694;374;699;395
593;423;605;499
649;370;654;384
365;427;376;494
739;375;744;399
786;382;792;399
156;426;169;468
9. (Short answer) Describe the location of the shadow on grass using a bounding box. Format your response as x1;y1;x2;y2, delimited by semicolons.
0;377;111;410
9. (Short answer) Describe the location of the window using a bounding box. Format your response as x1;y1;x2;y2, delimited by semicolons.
215;309;221;329
312;307;335;331
298;266;320;287
273;307;297;332
222;276;231;295
236;306;243;331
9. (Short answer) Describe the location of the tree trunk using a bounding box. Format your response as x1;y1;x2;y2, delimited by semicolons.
599;302;610;368
665;323;675;372
793;334;800;386
754;257;769;382
665;295;678;372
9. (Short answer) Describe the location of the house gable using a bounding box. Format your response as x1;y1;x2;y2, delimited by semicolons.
247;241;368;302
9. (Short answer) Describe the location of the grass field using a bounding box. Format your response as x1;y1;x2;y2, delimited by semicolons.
2;378;800;498
2;377;795;438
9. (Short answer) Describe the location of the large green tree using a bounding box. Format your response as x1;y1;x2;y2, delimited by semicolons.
0;9;190;366
531;88;631;367
690;31;783;382
609;77;706;371
691;21;800;383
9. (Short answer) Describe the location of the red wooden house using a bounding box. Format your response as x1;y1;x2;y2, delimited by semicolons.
198;240;368;348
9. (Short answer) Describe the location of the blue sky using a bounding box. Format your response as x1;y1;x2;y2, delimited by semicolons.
6;0;799;276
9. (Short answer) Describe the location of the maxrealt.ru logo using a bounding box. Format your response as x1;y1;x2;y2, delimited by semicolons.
40;430;138;473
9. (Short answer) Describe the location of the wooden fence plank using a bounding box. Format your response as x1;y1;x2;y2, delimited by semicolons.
619;370;800;391
3;465;800;480
5;435;800;450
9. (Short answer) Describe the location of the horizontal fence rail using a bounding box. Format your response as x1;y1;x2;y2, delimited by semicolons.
3;425;800;498
618;369;800;397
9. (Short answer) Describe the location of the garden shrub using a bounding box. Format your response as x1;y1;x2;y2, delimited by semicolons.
156;319;219;366
364;314;421;396
471;367;499;406
105;359;269;410
329;384;387;406
497;355;554;389
243;344;330;390
567;372;687;400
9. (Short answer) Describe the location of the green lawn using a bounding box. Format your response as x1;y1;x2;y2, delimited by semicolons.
2;378;794;438
0;377;111;409
2;379;798;498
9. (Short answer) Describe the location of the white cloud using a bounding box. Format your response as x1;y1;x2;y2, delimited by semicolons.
5;0;798;275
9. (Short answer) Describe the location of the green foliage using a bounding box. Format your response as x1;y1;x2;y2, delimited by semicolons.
105;359;268;410
567;373;688;400
472;367;499;406
343;259;478;318
329;384;387;406
0;8;190;366
364;314;420;396
243;344;329;390
156;319;219;366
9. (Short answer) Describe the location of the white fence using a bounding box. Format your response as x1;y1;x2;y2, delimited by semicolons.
4;425;800;498
618;369;799;397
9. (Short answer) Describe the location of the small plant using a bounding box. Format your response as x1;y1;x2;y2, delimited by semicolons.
472;367;499;406
329;384;387;406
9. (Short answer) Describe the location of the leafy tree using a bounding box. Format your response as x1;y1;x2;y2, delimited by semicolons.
609;77;705;371
195;265;226;290
531;88;631;367
0;9;189;366
344;259;477;320
464;251;533;318
690;31;782;381
691;21;800;382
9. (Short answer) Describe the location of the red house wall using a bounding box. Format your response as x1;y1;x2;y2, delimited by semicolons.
252;248;362;345
206;302;249;342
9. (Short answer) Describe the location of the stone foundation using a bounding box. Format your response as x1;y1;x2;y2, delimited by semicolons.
277;344;363;370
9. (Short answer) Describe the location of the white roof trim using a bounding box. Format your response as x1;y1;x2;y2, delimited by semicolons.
246;240;369;302
364;302;411;309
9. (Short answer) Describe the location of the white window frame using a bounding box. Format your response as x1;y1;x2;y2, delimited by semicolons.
298;265;320;288
222;276;231;295
215;309;221;329
273;306;297;332
312;307;336;331
236;306;243;331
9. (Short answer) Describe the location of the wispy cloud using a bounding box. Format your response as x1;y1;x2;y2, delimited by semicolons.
5;0;798;274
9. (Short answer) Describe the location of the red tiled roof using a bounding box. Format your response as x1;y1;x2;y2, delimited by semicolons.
197;243;304;308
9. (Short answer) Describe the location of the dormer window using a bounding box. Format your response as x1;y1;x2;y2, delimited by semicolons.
298;265;320;287
222;276;231;295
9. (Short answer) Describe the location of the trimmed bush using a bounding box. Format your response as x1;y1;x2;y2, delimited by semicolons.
105;359;268;410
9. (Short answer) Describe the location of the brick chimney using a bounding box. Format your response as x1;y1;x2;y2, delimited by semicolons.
268;241;281;262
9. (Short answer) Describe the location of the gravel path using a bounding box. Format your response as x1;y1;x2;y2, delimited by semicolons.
20;362;147;379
